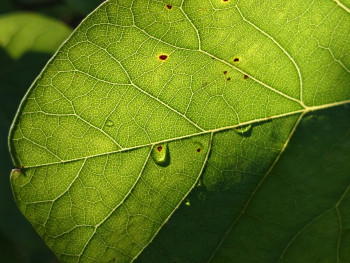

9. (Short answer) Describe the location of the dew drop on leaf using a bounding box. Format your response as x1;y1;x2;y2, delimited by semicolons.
152;143;170;166
106;120;114;127
234;124;252;135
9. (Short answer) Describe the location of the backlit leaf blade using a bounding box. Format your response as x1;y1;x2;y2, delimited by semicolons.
8;0;350;262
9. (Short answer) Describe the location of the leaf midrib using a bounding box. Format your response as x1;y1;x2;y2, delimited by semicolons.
18;99;350;169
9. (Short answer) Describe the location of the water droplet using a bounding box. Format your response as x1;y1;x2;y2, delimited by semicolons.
152;143;170;167
185;199;191;206
106;120;114;127
234;124;252;135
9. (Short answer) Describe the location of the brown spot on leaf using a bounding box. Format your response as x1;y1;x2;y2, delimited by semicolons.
166;4;172;9
197;148;201;152
223;71;228;75
233;58;239;62
227;77;231;81
159;54;168;60
244;75;249;79
157;146;163;152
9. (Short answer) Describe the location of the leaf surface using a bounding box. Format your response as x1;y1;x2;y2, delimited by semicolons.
9;0;350;262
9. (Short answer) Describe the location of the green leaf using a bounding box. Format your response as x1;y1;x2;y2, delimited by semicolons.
0;12;72;59
0;12;72;262
8;1;350;262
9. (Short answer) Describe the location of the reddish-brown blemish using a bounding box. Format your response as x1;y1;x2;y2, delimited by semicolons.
223;71;228;75
233;58;239;62
223;0;229;2
20;165;24;170
159;54;168;60
244;75;249;79
197;148;201;152
227;77;231;81
166;4;172;9
157;146;163;152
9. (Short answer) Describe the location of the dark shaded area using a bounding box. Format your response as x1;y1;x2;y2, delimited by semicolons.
136;105;350;262
2;0;104;27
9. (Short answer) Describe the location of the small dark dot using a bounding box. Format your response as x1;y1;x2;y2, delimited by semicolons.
112;259;116;262
28;214;32;217
233;58;239;62
223;0;229;2
197;148;201;152
227;77;231;81
244;75;249;79
20;165;24;170
166;4;172;9
211;57;216;60
223;71;228;75
159;54;168;60
157;146;163;152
